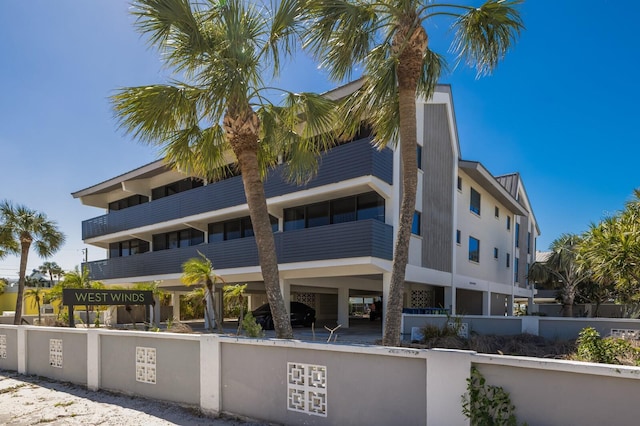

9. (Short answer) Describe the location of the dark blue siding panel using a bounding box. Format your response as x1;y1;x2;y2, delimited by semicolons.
86;220;392;281
81;138;393;240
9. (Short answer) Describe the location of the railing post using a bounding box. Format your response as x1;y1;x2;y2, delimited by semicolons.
200;335;221;415
426;349;473;425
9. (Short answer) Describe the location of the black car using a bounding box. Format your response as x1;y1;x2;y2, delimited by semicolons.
251;301;316;330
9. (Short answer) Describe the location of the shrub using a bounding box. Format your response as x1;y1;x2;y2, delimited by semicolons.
575;327;640;365
462;367;523;426
242;311;263;338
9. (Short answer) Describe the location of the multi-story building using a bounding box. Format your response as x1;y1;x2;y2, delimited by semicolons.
72;82;539;327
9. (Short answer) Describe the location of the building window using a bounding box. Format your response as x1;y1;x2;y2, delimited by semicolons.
507;216;511;230
470;188;481;215
468;237;480;263
208;215;278;242
109;239;150;258
527;232;531;254
514;258;519;283
108;194;149;213
515;223;520;248
494;247;499;259
151;178;204;200
416;145;423;170
457;176;462;191
284;192;384;231
494;206;499;218
153;228;204;251
412;211;421;236
506;253;510;268
456;230;461;245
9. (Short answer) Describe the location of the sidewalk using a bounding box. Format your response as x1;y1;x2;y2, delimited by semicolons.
0;371;267;426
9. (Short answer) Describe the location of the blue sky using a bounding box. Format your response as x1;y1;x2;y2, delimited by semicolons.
1;0;639;279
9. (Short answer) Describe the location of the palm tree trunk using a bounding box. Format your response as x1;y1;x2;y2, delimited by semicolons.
204;285;216;332
231;118;293;339
237;294;244;335
382;22;428;347
36;296;41;325
14;240;31;325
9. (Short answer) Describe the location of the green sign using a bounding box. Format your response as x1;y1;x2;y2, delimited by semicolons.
62;289;153;306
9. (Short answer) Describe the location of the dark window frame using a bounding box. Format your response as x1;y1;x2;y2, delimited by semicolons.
470;188;481;215
468;236;480;263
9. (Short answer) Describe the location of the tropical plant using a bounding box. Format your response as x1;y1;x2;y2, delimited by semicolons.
182;286;206;321
304;0;523;346
0;278;7;295
242;311;264;338
59;267;105;325
529;234;591;317
0;201;65;325
38;261;64;287
24;286;45;325
133;281;170;327
224;283;248;335
574;327;640;366
579;190;640;312
181;252;225;333
112;0;338;339
462;366;521;426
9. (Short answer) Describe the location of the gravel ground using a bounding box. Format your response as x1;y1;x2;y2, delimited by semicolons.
0;371;268;426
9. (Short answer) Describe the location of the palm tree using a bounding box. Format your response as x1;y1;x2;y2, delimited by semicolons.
224;283;248;335
112;0;337;339
304;0;523;345
181;252;225;333
25;286;45;325
60;267;105;325
0;201;65;325
39;261;63;287
579;190;640;312
528;234;590;317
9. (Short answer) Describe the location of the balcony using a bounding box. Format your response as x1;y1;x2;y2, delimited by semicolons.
81;138;393;240
85;220;393;281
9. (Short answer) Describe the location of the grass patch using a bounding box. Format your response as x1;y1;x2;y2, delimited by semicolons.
54;401;74;408
0;383;26;394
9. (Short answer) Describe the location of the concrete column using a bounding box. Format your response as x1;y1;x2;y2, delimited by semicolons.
427;349;472;425
382;272;391;330
17;327;26;374
521;316;539;335
337;286;349;329
482;291;490;316
171;292;181;321
87;329;100;391
200;335;221;415
528;296;538;314
445;287;456;315
153;295;161;327
505;295;514;317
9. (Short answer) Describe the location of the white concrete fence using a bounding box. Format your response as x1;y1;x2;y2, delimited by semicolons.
402;314;640;341
1;324;639;425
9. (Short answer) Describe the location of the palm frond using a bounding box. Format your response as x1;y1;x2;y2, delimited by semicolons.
417;48;448;101
112;84;207;143
304;0;380;81
450;0;524;77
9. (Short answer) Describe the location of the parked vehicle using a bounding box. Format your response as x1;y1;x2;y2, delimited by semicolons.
251;301;316;330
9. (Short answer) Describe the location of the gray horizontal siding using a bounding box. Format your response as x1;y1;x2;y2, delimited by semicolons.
86;220;393;281
82;138;393;240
